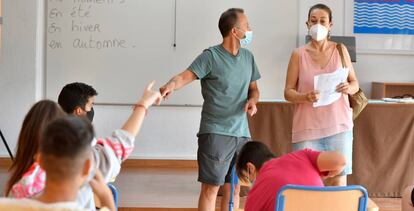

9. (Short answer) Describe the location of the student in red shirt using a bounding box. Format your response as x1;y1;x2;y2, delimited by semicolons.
236;141;346;211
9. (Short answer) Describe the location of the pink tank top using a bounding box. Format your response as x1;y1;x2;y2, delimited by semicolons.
292;45;353;143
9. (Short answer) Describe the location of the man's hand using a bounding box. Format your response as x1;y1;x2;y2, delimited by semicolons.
244;100;258;117
159;80;176;100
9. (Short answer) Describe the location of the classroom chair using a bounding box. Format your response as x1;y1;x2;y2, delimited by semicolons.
275;185;368;211
108;183;119;210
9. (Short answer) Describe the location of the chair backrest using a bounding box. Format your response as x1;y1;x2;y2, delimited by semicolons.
107;183;119;210
229;165;239;211
275;185;368;211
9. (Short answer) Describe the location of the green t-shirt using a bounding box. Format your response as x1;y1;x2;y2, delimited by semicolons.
188;45;261;138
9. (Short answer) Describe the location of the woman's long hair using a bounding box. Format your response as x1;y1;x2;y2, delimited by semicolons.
5;100;66;196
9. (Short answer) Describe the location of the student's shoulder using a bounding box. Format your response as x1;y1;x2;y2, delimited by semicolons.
295;148;321;156
0;198;39;210
300;148;320;153
0;197;34;204
297;149;323;164
259;157;292;175
287;148;321;159
286;147;315;153
0;198;88;211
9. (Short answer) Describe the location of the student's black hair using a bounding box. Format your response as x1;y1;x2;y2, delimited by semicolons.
236;141;274;183
58;82;98;114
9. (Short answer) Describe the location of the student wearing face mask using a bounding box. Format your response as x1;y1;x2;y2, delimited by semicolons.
58;82;98;122
159;8;261;211
284;4;360;186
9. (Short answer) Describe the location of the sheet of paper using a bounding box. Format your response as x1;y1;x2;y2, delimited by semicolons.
313;68;349;107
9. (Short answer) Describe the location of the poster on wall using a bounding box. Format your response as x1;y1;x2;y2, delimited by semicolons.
354;0;414;35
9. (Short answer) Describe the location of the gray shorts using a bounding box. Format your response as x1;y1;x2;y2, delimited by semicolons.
197;133;250;186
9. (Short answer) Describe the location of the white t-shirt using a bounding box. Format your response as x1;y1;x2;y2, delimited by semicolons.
0;198;110;211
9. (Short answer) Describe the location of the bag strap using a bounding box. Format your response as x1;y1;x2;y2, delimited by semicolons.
336;43;346;68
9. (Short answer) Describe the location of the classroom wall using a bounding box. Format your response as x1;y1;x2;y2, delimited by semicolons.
93;105;201;159
0;0;44;157
0;0;413;159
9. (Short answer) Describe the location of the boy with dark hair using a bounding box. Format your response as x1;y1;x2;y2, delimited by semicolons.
236;141;346;211
0;116;115;211
58;82;98;122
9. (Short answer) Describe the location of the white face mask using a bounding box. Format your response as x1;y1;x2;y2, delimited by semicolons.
240;31;253;47
309;24;328;42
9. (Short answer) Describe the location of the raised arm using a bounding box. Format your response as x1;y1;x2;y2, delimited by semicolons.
159;70;197;99
121;81;162;136
92;81;162;182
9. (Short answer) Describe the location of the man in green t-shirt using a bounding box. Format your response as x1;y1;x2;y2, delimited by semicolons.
159;8;261;211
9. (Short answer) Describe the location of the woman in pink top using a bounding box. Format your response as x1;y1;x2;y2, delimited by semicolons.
284;4;360;186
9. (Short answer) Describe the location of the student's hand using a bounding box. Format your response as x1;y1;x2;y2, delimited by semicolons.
305;90;320;102
321;169;343;179
244;100;258;117
159;81;175;100
336;82;350;94
138;81;162;108
317;151;345;180
89;170;116;211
